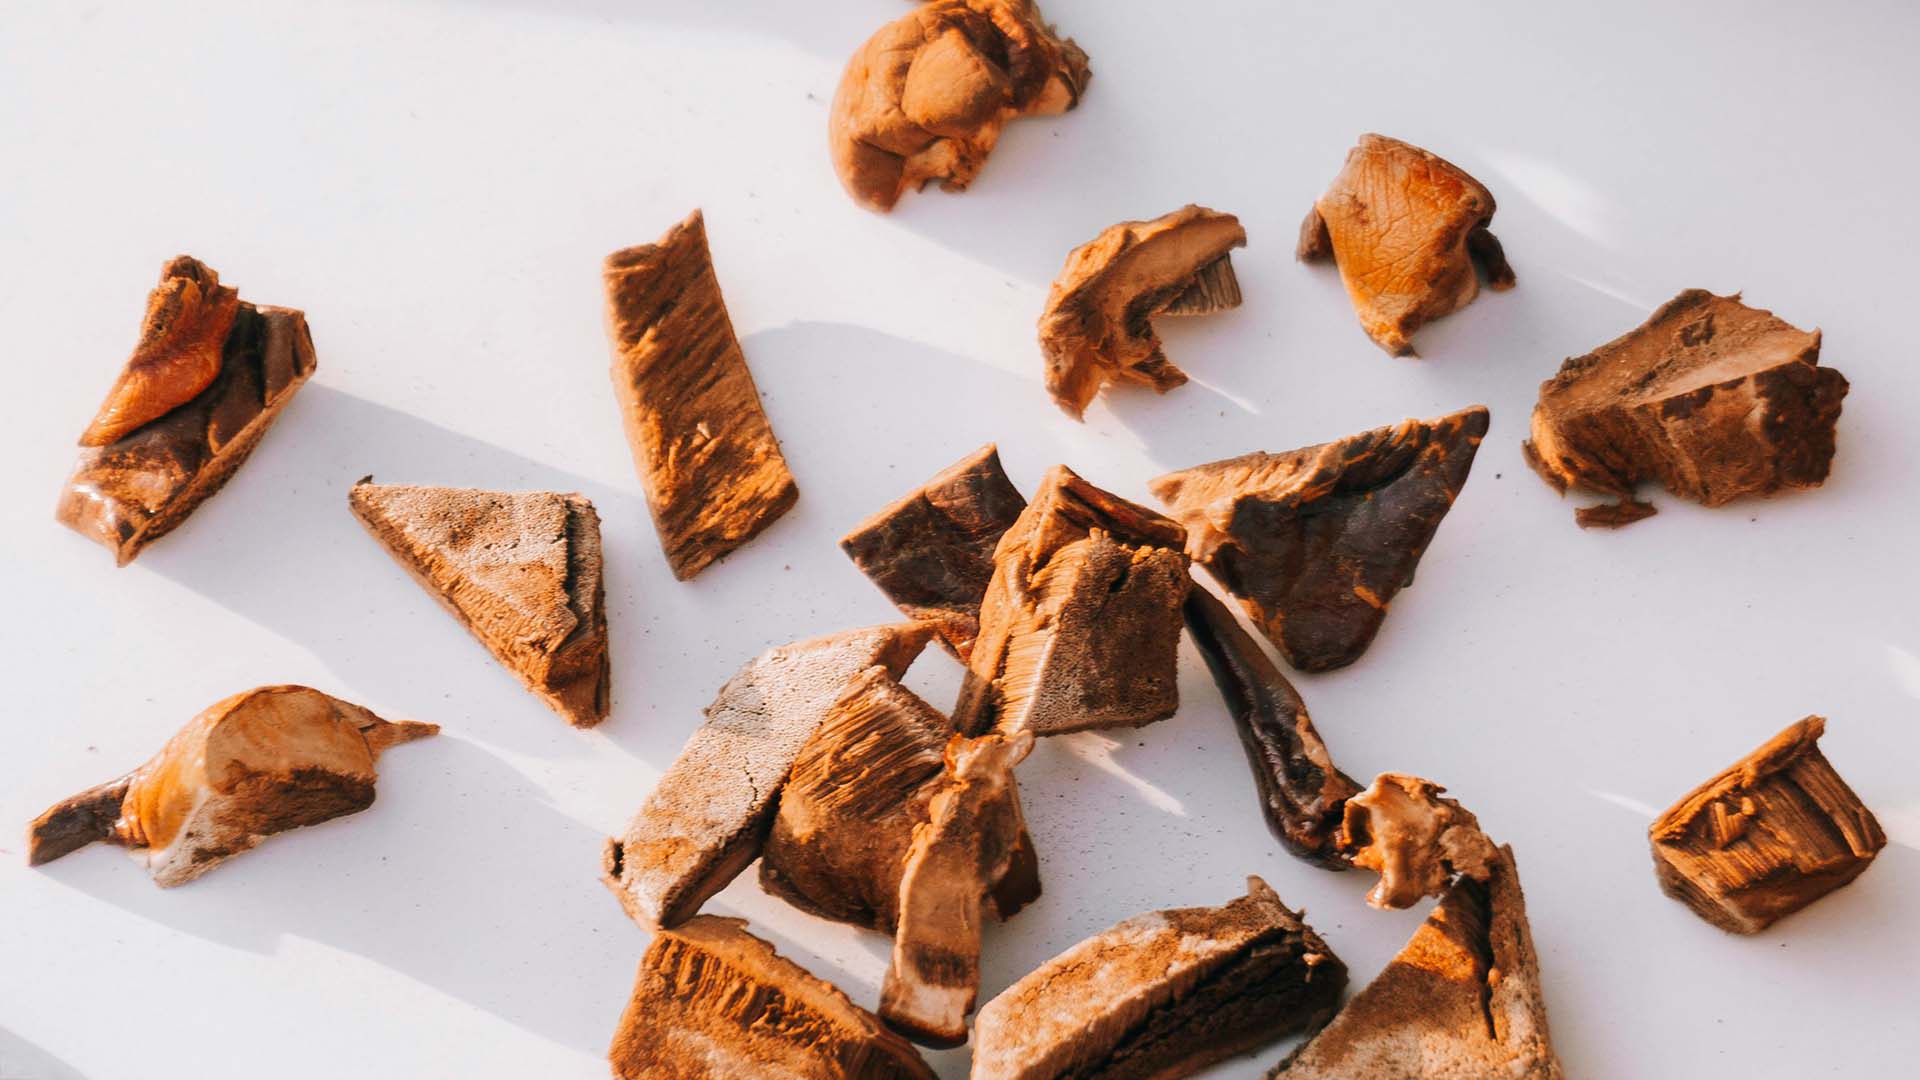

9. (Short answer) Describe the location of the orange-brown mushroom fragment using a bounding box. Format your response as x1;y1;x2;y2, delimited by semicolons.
604;210;798;579
1275;846;1564;1078
1649;716;1884;934
1524;290;1849;527
1339;773;1499;910
57;256;316;565
830;0;1090;212
1039;205;1247;419
610;915;936;1080
954;465;1190;737
1299;134;1514;356
27;686;435;886
841;443;1027;660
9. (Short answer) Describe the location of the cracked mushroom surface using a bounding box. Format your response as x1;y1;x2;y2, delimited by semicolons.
830;0;1090;212
1524;289;1848;527
1039;205;1248;419
1298;134;1514;356
1339;773;1499;911
27;686;436;887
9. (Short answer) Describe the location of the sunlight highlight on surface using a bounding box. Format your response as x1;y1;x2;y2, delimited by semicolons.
1058;733;1187;816
1588;789;1658;819
1885;643;1920;700
1481;150;1621;249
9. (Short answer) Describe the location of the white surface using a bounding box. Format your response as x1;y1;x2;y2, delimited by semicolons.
1;2;1916;1077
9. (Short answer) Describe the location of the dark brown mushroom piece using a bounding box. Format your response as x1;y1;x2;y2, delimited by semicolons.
1298;133;1514;356
758;667;1040;933
1039;205;1247;419
28;686;435;886
881;731;1034;1047
1339;773;1499;910
604;210;798;578
56;256;316;565
829;0;1090;212
1524;290;1849;527
1649;716;1884;934
1182;588;1360;868
954;464;1190;736
610;915;936;1080
602;622;934;929
1275;846;1564;1078
841;443;1027;660
349;480;610;728
1151;406;1488;673
970;876;1346;1080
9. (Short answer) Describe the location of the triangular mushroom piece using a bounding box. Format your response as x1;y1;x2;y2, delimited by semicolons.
604;210;799;578
603;623;935;929
1151;406;1488;673
1297;134;1514;356
349;480;610;728
1274;845;1563;1078
610;915;935;1080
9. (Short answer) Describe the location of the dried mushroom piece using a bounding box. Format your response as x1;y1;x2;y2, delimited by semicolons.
1039;205;1248;419
1151;406;1488;673
349;480;610;728
1650;716;1884;934
971;876;1346;1080
882;731;1035;1047
27;686;435;886
1298;134;1514;356
56;256;316;565
954;465;1190;737
1339;773;1498;910
830;0;1090;212
603;623;935;929
1183;588;1360;868
604;210;798;578
841;443;1027;660
1524;290;1848;527
610;915;936;1080
1275;846;1563;1079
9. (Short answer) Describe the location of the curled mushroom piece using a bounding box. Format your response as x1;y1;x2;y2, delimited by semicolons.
1039;205;1248;419
27;686;436;887
1299;134;1513;356
1339;773;1498;910
831;0;1090;212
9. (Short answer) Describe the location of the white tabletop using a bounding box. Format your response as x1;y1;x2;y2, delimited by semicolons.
2;2;1915;1077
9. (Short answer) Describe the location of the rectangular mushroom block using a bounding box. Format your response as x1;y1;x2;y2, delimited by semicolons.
602;623;933;929
57;256;316;565
971;876;1345;1080
1649;716;1884;934
953;465;1190;737
603;209;799;578
610;916;935;1080
841;443;1027;660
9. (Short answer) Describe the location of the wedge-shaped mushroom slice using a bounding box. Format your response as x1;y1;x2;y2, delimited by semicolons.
882;731;1035;1047
1152;406;1487;673
1274;846;1563;1079
28;686;435;886
603;622;935;929
1184;588;1360;868
57;256;316;565
1650;716;1884;934
349;480;610;728
954;465;1190;736
1040;205;1248;419
830;0;1090;212
841;443;1027;660
1298;134;1514;356
1524;290;1849;528
973;876;1346;1080
610;915;936;1080
1339;773;1498;910
760;668;1040;933
604;210;799;578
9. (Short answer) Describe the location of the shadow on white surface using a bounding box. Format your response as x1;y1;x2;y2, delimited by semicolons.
32;736;627;1058
0;1027;89;1080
